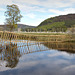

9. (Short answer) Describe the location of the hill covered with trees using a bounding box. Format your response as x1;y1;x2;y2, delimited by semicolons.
36;14;75;32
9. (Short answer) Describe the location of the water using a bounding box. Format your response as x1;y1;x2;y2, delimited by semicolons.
0;40;75;75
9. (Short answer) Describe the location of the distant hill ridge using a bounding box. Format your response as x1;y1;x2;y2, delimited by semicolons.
0;24;35;29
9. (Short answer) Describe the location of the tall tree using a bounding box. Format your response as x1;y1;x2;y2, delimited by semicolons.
5;4;22;31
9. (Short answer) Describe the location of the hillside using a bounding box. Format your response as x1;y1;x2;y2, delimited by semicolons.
17;24;35;29
37;14;75;32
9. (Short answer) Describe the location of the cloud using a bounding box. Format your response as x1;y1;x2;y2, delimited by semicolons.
13;0;75;8
19;5;46;13
62;65;75;71
17;61;39;69
0;0;75;12
47;51;75;59
0;60;10;72
49;8;75;15
1;0;74;13
0;0;12;6
14;0;39;5
0;0;75;13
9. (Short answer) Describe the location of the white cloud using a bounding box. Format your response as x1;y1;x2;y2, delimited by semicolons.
0;60;10;72
1;0;73;13
0;0;75;11
14;0;39;5
14;0;75;8
18;4;46;13
49;8;75;15
62;65;75;71
0;0;75;13
0;0;13;6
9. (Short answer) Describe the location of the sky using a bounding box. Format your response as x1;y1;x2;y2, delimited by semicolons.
0;0;75;26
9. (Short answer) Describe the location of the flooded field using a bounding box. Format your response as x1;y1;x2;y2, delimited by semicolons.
0;39;75;75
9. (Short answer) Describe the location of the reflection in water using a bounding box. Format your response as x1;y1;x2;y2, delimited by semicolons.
43;42;75;54
0;40;75;75
0;43;21;68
